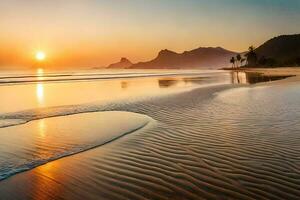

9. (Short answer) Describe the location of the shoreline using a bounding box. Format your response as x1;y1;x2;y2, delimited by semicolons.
222;67;300;76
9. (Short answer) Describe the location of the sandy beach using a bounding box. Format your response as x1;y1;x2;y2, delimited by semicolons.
0;69;300;199
1;1;300;199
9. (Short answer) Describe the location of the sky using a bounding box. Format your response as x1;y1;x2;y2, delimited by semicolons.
0;0;299;68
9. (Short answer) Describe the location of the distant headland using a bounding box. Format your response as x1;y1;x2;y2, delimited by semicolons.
107;47;237;69
107;34;300;70
227;34;300;69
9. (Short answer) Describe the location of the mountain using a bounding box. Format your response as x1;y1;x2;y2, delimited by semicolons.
107;57;132;68
128;47;237;69
254;34;300;66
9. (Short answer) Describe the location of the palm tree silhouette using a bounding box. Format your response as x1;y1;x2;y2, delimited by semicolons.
248;46;255;52
245;46;257;66
236;54;242;68
230;57;236;68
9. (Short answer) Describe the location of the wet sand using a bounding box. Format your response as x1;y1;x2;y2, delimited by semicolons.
1;75;300;199
0;111;152;180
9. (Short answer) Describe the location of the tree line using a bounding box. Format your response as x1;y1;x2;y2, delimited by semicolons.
230;46;255;68
230;45;300;68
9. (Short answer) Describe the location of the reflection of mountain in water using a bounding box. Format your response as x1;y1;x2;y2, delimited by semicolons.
158;79;179;88
158;77;205;88
121;81;128;89
119;78;205;91
182;77;205;84
231;72;294;84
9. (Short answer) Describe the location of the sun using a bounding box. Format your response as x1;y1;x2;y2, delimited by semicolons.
35;51;46;61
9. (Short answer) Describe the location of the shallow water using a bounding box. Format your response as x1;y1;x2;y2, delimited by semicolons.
0;70;290;126
0;69;229;114
0;69;229;179
0;111;151;180
230;71;295;84
0;69;298;199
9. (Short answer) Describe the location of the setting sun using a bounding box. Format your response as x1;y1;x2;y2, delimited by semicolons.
35;51;46;61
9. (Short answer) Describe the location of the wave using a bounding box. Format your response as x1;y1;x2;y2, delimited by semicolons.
0;111;153;180
0;70;226;85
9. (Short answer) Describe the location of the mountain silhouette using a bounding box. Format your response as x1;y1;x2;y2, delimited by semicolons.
108;57;133;68
129;47;237;69
254;34;300;66
107;47;237;69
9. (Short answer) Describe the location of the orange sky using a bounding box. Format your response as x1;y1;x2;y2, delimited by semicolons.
0;0;299;69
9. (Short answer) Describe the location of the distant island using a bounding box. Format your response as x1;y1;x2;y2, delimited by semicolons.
107;47;237;69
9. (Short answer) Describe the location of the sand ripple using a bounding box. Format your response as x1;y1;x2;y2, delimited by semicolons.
1;84;300;199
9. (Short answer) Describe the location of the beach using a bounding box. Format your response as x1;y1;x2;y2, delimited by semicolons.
1;0;300;199
0;69;300;199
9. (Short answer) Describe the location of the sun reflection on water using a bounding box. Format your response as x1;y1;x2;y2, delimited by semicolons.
36;68;45;106
36;84;44;106
37;68;44;75
38;119;46;138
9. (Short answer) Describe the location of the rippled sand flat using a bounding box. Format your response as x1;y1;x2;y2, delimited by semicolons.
1;79;300;200
0;111;152;180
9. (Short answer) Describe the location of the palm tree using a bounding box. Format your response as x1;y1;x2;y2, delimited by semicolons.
245;46;257;66
248;46;255;52
236;54;242;68
230;57;236;68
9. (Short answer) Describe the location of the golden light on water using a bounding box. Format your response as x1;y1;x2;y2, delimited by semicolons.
36;68;44;106
36;84;44;105
38;119;46;138
37;68;44;75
